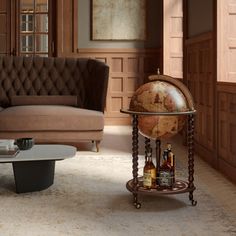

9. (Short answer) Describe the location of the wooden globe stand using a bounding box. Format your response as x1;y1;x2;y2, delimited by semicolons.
120;109;197;209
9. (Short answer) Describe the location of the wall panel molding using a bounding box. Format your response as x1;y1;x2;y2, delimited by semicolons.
217;82;236;182
185;32;236;183
185;32;216;166
75;48;162;125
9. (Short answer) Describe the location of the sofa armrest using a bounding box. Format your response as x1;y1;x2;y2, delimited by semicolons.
83;59;109;112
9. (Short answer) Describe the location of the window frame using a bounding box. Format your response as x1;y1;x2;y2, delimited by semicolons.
17;0;55;57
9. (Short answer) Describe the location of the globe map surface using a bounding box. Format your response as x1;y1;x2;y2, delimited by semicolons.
129;80;189;140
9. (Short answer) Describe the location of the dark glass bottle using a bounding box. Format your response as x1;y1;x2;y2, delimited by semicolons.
158;149;173;188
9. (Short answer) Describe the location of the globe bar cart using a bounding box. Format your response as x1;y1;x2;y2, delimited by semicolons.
120;109;197;209
120;71;197;209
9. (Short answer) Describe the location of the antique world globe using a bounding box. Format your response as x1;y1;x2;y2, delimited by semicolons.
129;74;194;140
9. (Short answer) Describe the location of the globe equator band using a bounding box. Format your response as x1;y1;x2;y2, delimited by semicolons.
120;109;196;116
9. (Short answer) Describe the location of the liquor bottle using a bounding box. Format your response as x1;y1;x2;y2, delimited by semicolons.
166;143;175;183
158;149;173;188
143;147;156;189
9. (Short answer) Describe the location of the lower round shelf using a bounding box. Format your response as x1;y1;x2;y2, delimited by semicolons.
126;178;195;195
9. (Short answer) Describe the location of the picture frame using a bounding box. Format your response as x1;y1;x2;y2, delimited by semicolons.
91;0;147;41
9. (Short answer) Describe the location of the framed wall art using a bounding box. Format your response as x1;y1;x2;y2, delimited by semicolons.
91;0;147;41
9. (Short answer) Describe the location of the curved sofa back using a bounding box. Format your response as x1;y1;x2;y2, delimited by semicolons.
0;56;109;112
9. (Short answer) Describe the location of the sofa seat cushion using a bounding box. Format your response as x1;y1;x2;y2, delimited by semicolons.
0;105;103;132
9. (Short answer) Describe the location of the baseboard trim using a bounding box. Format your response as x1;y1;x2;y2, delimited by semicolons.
218;158;236;184
195;142;216;168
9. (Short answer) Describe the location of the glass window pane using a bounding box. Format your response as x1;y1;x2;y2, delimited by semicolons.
20;0;50;56
21;14;34;32
35;14;48;32
21;35;34;52
36;0;48;12
21;0;34;12
21;15;26;31
35;34;48;52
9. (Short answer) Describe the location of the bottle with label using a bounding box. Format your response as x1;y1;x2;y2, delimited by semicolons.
143;147;156;189
158;148;173;188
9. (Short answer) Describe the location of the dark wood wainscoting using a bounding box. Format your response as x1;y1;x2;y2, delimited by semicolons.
74;48;162;125
217;82;236;183
185;32;216;166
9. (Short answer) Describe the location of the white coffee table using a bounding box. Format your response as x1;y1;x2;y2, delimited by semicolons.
0;144;76;193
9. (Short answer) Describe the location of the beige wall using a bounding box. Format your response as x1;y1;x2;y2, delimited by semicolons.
78;0;162;48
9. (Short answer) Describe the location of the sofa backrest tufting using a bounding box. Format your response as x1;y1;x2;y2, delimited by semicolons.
0;56;109;112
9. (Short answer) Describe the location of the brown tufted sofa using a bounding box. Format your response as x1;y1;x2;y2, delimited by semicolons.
0;56;109;151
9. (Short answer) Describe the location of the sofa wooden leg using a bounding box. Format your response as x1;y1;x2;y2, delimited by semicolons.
95;141;100;152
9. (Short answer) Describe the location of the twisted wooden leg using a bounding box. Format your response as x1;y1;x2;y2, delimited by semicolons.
132;114;141;209
144;137;151;164
188;114;197;206
155;139;161;174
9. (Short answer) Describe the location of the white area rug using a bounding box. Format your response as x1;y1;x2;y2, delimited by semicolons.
0;153;236;236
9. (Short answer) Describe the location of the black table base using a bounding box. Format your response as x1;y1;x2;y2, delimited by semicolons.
12;160;55;193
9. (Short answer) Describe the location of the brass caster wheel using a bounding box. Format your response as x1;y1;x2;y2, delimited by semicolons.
191;200;197;206
135;202;141;209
